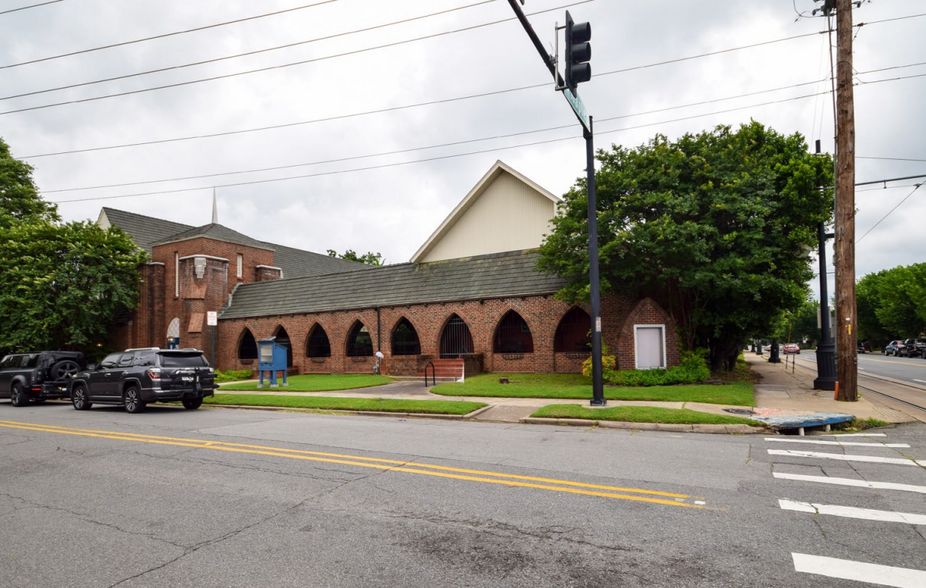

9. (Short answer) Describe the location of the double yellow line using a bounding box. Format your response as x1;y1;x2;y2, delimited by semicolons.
0;419;709;509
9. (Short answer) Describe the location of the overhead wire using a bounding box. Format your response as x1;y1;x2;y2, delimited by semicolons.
856;183;924;243
0;0;63;17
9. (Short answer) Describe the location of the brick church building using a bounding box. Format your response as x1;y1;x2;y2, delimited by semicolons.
101;161;679;377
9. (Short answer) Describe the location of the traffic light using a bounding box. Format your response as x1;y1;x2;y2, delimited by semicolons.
564;11;591;93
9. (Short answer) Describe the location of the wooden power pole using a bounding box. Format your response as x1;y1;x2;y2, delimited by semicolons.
835;0;857;401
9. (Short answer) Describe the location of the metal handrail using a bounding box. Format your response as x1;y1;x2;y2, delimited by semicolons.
424;361;435;387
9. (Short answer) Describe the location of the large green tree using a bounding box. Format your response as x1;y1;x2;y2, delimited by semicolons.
857;263;926;342
0;136;146;352
327;249;384;266
538;122;833;371
0;137;59;228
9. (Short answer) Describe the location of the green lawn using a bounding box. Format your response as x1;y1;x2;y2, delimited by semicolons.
431;373;754;406
531;404;763;426
218;374;392;392
206;394;486;415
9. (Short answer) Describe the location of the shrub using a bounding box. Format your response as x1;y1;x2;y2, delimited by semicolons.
602;349;710;387
582;346;616;378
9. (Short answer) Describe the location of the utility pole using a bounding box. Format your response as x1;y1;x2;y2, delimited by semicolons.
834;0;857;401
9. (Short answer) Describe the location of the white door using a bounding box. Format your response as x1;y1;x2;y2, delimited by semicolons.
635;326;665;369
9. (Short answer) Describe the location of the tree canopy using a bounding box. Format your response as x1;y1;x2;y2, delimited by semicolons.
538;122;834;371
0;137;146;353
857;263;926;343
327;249;384;266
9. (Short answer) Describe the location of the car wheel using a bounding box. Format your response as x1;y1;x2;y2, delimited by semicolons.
10;383;30;407
123;386;146;414
71;385;92;411
49;360;81;380
182;398;203;410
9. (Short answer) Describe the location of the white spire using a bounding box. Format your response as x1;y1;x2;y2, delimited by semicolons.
212;189;218;224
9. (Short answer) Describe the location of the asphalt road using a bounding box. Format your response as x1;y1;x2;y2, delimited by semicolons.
2;402;926;587
796;351;926;389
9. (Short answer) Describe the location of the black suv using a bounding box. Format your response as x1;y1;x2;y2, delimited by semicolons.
69;348;217;413
0;351;85;406
899;337;926;358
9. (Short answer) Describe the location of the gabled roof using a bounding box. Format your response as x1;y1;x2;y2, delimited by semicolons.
100;207;366;278
99;207;193;254
410;160;560;263
220;250;565;320
152;223;273;252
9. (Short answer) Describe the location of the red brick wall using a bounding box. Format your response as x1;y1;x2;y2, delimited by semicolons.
614;297;680;370
216;293;679;375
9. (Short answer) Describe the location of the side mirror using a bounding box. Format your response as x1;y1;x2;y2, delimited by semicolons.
88;364;97;371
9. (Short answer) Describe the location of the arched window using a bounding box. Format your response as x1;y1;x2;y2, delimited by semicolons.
273;326;294;367
493;310;534;353
439;314;474;358
554;307;592;352
238;328;258;359
166;317;180;349
305;324;331;358
346;321;373;357
391;318;421;356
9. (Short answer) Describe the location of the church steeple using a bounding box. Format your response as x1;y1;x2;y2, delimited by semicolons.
212;189;218;224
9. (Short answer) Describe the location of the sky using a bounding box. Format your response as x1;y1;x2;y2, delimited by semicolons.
1;0;923;301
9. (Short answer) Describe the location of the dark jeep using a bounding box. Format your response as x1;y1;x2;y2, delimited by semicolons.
69;348;217;413
0;351;86;406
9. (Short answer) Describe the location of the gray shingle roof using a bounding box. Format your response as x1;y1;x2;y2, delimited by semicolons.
219;250;566;320
102;207;193;254
102;208;365;278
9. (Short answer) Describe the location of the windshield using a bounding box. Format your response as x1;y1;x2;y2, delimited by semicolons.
158;353;208;368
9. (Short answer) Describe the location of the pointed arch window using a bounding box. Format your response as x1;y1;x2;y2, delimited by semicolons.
305;324;331;358
238;328;258;360
391;318;421;356
554;307;592;352
346;321;373;357
273;326;294;367
439;314;474;358
493;310;534;353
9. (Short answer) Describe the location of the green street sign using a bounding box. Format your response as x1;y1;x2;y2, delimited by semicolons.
563;88;590;133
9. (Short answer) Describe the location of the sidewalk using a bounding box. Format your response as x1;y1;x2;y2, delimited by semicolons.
742;352;911;424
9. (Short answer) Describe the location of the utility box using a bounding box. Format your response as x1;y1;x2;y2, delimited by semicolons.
257;337;288;388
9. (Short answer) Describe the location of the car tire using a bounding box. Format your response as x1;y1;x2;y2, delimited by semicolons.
123;386;146;414
71;385;92;411
10;383;29;407
182;398;203;410
49;360;81;381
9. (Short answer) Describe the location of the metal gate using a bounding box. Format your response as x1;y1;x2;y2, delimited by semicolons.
439;315;474;358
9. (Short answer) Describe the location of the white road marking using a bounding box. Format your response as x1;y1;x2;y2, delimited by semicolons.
765;438;909;448
768;449;926;467
914;379;926;384
817;433;886;437
779;499;926;525
792;553;926;587
774;472;926;494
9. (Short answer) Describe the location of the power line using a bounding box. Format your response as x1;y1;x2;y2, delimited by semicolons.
856;182;924;243
0;0;497;102
0;0;63;17
858;156;926;163
0;0;343;69
0;0;597;116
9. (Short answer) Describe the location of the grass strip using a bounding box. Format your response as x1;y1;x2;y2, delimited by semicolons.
530;404;763;426
219;374;392;392
432;373;754;406
206;394;486;415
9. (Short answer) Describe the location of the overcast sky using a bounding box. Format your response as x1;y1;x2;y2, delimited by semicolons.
1;0;923;301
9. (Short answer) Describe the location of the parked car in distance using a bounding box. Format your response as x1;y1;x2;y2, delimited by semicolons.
899;337;926;358
857;342;866;354
883;340;903;355
783;343;800;354
0;351;85;407
69;348;217;413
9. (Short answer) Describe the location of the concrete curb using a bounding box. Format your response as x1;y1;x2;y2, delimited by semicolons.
520;417;767;435
205;403;491;420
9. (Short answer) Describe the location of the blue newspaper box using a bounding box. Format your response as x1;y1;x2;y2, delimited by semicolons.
257;337;288;388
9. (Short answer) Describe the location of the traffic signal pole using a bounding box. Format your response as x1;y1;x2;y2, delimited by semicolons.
506;0;605;406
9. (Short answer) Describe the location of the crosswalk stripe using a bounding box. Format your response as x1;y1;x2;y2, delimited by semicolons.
779;499;926;525
765;438;909;448
774;472;926;494
792;553;926;587
768;449;926;466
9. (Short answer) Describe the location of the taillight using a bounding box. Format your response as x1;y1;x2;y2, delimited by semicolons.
147;368;161;380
